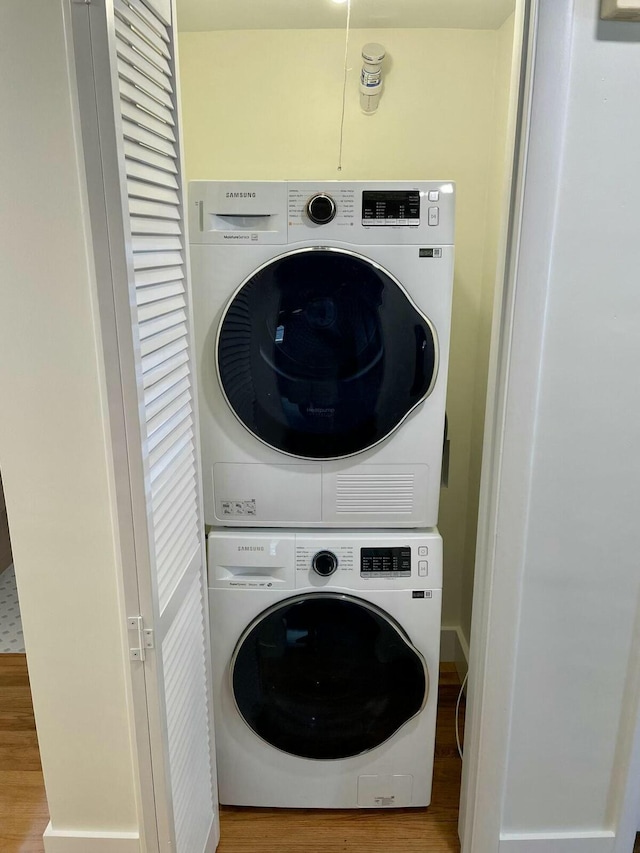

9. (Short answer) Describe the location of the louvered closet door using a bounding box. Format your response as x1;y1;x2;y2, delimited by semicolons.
77;1;218;851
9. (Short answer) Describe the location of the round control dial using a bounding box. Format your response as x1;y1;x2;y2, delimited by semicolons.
306;193;337;225
312;550;339;577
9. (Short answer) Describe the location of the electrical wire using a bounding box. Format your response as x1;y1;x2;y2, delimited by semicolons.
337;0;352;171
455;670;469;760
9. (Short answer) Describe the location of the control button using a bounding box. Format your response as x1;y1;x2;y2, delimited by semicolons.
428;207;439;226
428;191;440;201
418;546;428;556
312;550;339;577
306;193;337;225
418;560;428;577
397;219;408;225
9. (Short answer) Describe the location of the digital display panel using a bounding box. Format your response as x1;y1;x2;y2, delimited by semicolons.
362;191;420;226
361;547;411;577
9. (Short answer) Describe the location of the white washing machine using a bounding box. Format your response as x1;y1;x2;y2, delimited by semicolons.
208;528;442;809
190;181;455;529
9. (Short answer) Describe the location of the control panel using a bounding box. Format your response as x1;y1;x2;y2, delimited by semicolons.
207;529;443;590
189;181;455;246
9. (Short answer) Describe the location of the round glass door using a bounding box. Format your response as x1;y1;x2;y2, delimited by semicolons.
230;593;428;760
217;248;438;459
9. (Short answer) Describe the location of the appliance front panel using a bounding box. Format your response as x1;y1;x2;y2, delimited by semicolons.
190;182;454;528
209;584;442;808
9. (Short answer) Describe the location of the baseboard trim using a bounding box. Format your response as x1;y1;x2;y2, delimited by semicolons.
43;823;140;852
440;626;469;682
499;830;615;852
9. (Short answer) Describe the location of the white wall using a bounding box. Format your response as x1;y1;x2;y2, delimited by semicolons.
464;0;640;848
178;25;514;638
0;1;142;846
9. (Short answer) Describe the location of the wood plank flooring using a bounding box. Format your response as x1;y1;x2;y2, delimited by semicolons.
0;654;48;853
216;664;465;853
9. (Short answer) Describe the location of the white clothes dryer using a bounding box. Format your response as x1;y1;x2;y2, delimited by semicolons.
190;181;455;528
208;527;443;809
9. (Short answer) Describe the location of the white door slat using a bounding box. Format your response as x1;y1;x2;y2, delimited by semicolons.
150;447;194;506
155;494;197;556
119;78;174;125
156;528;199;597
152;463;195;523
134;254;183;276
151;460;196;518
153;466;195;525
139;309;187;342
153;478;197;539
129;197;180;219
138;297;187;325
135;265;184;287
115;18;172;76
121;99;176;142
140;324;188;358
125;0;170;42
137;280;184;304
133;234;182;253
131;216;181;236
122;120;176;157
143;350;189;390
116;39;173;94
148;430;193;489
165;583;213;853
124;140;178;173
128;178;179;204
146;376;191;423
114;0;171;59
148;420;193;471
147;403;192;452
118;58;173;107
134;251;184;272
126;158;179;189
144;364;190;409
154;492;197;558
147;389;192;436
141;336;188;374
141;0;171;28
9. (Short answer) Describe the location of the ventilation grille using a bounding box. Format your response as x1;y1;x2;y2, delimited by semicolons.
335;473;415;515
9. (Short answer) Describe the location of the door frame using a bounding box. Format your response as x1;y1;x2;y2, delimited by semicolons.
460;0;640;850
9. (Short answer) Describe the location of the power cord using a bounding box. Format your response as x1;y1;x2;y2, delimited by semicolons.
455;671;469;760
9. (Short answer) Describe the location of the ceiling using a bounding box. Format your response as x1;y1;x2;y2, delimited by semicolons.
176;0;516;32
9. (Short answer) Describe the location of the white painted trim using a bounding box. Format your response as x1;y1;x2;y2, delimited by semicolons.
459;0;577;850
499;831;615;853
43;823;140;853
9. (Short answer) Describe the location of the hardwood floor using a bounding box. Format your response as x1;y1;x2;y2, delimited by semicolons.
216;664;465;853
0;654;48;853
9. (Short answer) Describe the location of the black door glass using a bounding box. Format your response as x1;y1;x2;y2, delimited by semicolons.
217;249;437;458
231;594;427;760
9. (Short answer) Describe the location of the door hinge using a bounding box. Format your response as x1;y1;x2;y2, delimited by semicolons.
127;616;155;661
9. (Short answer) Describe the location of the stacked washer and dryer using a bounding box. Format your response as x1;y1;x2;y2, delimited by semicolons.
190;181;455;809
